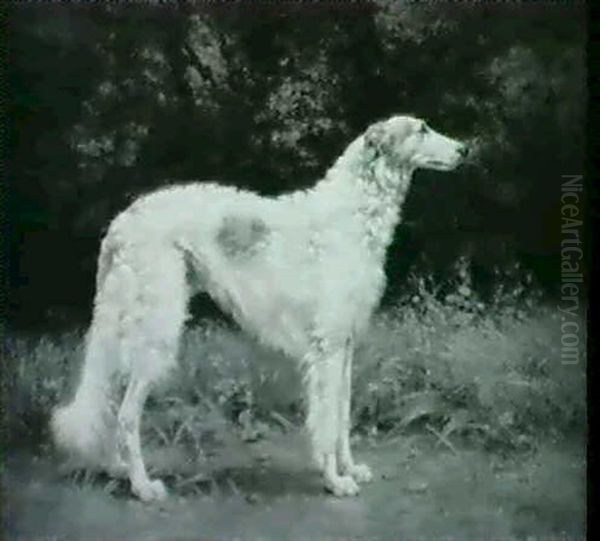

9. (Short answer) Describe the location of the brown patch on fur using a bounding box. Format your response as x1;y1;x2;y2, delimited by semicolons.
216;215;269;258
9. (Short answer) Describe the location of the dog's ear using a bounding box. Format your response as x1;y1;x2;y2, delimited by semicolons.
364;122;391;158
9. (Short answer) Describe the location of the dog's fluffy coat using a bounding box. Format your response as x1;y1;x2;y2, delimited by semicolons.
52;115;466;501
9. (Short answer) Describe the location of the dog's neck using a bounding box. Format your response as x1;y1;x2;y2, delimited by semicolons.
319;135;414;257
358;161;412;257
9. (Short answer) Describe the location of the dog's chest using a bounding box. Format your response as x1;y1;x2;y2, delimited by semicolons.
314;236;387;329
343;258;386;326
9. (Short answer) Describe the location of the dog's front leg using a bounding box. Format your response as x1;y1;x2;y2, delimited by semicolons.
336;339;373;484
305;347;360;497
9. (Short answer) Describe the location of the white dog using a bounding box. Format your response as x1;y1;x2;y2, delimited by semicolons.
52;115;468;501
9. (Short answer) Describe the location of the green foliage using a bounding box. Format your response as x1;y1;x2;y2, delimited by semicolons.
352;269;585;451
6;272;585;454
7;4;587;326
5;331;86;445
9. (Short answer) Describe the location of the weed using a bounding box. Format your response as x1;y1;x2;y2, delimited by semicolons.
6;268;585;456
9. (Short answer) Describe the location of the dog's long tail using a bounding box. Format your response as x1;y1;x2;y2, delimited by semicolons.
51;235;132;469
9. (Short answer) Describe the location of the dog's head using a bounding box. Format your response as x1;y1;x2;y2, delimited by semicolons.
364;115;468;172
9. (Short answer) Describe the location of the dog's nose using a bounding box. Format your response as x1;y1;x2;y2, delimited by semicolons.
458;145;469;158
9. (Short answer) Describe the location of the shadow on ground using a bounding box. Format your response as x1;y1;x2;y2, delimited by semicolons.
4;431;585;541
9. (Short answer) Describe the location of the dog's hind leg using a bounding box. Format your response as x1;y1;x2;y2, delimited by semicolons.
117;372;166;501
116;333;182;501
336;339;373;483
115;247;188;502
305;346;360;497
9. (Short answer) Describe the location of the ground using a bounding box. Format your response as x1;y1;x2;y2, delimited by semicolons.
5;297;586;540
5;430;585;541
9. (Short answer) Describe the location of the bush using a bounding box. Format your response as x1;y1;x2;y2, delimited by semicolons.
5;272;585;454
352;267;585;450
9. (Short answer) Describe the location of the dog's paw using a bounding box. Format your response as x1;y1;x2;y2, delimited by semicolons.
347;463;373;484
324;474;360;497
133;478;168;503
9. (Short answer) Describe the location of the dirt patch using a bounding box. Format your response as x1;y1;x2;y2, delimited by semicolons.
4;434;585;541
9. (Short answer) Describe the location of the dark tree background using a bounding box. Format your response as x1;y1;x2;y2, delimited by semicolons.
5;2;586;330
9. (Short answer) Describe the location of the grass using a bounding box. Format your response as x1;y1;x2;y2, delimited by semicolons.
4;266;586;460
4;263;586;541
